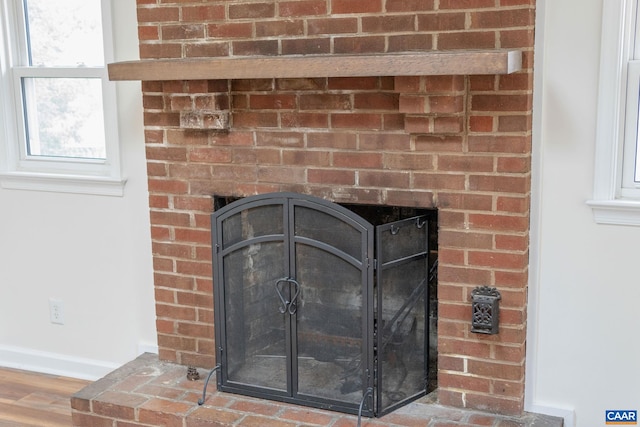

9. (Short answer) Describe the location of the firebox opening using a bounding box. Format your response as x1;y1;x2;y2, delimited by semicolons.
211;193;438;416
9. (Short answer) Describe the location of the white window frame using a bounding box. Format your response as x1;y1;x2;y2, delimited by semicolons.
0;0;126;196
588;0;640;224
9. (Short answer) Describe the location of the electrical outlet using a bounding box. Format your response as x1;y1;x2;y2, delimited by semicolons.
49;298;64;325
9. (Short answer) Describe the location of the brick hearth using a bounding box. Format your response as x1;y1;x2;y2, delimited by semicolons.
71;353;562;427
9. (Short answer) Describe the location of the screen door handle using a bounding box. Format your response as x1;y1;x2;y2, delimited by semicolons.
275;277;300;315
287;279;300;315
275;278;289;314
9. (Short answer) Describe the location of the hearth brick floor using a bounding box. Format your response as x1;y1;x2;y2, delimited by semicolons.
71;353;562;427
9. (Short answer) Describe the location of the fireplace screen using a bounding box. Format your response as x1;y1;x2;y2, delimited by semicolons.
212;192;432;417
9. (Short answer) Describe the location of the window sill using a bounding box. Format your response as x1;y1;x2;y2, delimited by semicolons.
0;171;127;196
586;199;640;226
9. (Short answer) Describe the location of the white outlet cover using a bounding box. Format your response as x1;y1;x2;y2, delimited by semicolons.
49;298;64;325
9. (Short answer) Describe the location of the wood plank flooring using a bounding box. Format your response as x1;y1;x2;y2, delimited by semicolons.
0;367;89;427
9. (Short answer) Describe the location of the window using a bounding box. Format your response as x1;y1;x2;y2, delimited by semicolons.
589;0;640;224
0;0;125;195
622;2;640;197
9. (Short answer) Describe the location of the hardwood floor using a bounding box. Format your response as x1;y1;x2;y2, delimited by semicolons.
0;367;89;427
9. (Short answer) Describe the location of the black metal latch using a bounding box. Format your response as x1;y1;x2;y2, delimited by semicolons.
275;277;301;315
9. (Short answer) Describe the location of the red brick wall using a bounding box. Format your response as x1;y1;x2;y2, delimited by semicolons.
136;0;535;416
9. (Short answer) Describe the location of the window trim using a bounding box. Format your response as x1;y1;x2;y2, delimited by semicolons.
621;60;640;195
588;0;640;224
0;0;126;196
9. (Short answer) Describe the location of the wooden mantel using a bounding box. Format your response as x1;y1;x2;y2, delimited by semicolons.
107;50;522;81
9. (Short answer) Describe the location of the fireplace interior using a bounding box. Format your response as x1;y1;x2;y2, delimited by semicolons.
211;192;438;417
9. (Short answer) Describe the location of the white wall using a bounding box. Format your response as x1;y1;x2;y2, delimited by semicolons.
529;0;640;424
0;0;156;380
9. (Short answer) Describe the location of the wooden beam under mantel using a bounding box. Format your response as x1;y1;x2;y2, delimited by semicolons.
107;50;522;81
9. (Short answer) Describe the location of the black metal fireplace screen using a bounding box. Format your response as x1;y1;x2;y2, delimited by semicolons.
211;192;435;417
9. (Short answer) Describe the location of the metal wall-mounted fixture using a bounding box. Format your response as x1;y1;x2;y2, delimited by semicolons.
471;286;501;335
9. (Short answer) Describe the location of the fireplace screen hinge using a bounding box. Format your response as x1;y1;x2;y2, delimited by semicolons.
368;257;378;270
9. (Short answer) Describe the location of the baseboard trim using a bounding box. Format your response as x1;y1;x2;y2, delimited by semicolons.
137;342;159;356
528;403;576;427
0;345;120;381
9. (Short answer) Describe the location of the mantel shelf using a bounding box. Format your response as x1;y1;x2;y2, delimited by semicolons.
107;50;522;81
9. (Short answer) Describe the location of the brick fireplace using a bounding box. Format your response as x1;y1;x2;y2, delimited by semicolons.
74;0;540;424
